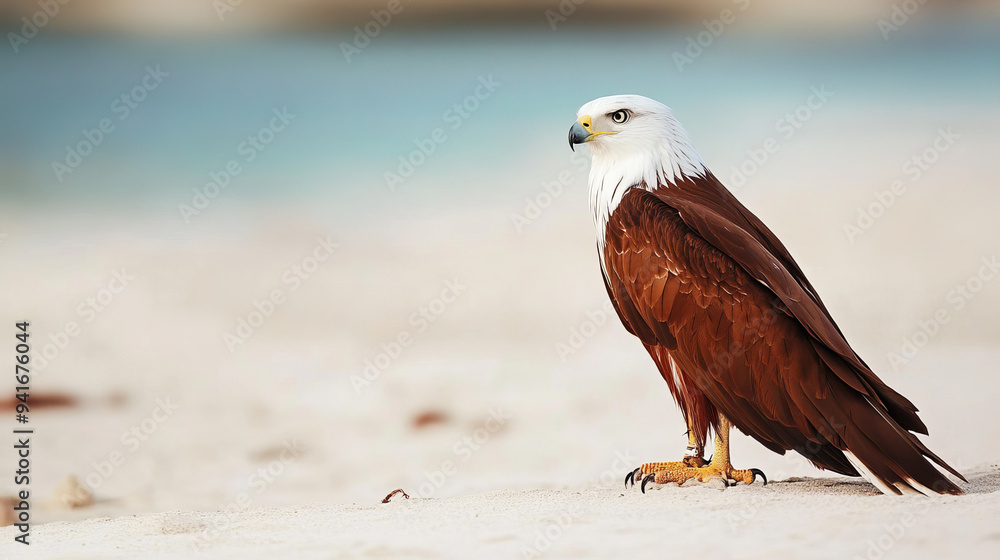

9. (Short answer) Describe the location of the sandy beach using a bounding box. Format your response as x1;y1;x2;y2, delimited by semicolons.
5;467;999;559
2;17;999;559
1;196;999;558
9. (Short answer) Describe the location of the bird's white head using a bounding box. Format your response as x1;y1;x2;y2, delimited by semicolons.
569;95;707;231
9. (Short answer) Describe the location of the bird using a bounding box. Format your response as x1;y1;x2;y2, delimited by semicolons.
567;94;965;495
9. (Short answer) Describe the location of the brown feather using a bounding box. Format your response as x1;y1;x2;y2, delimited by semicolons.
601;182;964;494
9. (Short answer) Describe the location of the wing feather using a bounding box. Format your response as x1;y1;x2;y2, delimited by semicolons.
601;186;963;493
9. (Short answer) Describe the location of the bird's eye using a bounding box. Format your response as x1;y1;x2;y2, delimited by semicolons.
610;110;630;124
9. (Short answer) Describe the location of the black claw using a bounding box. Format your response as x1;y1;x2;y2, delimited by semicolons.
750;468;768;486
722;477;730;488
640;473;656;494
625;468;640;488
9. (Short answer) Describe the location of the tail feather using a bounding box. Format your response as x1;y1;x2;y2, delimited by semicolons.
905;431;967;483
829;391;964;495
801;343;965;495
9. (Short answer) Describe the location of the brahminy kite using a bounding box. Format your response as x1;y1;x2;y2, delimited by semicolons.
568;95;964;495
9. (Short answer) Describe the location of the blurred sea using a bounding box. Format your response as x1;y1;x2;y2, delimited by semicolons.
2;23;998;219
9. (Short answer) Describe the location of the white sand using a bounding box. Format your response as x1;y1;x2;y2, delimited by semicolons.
1;205;998;557
4;467;999;559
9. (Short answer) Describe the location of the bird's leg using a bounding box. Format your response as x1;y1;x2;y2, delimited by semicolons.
682;429;707;467
624;421;705;487
696;415;766;486
627;414;767;492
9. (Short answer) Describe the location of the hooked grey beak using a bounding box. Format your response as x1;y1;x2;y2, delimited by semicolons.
568;121;589;151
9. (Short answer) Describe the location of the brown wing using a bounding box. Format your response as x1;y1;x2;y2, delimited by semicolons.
652;172;929;435
603;186;963;494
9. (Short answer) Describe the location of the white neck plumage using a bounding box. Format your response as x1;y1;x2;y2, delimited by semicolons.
588;124;707;251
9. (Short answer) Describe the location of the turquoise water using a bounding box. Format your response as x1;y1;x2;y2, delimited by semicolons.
1;23;998;213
